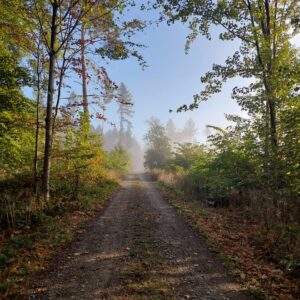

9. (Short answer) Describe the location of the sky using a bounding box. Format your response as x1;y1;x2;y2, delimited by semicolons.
99;11;247;144
25;6;299;145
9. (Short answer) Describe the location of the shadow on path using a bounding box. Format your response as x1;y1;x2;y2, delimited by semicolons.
30;174;253;300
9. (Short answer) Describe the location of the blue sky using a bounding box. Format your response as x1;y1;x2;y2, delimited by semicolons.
25;7;299;144
26;11;246;144
101;14;246;143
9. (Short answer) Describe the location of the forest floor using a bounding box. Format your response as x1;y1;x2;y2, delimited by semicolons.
157;183;300;300
29;174;253;300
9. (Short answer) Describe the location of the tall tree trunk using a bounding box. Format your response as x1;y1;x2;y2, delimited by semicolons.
33;34;42;196
247;0;278;187
263;0;279;187
80;24;89;116
267;97;277;149
51;47;68;145
266;92;278;188
42;2;58;201
118;115;124;147
33;53;41;196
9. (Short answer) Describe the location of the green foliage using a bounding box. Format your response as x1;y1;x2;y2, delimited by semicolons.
51;114;107;199
156;113;298;203
0;0;33;53
154;2;300;274
0;52;35;176
153;116;263;200
0;2;136;297
160;0;300;193
189;149;256;199
156;116;300;272
169;143;205;170
144;118;172;169
106;146;131;173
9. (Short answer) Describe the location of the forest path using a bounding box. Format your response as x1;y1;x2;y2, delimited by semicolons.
30;174;252;300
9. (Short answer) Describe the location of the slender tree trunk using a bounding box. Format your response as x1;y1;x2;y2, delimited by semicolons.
80;24;89;116
33;71;40;195
119;104;124;147
247;0;278;186
42;2;58;201
263;0;277;149
263;99;271;180
51;49;68;145
263;80;278;154
263;0;279;187
266;92;279;189
33;38;42;196
267;97;277;149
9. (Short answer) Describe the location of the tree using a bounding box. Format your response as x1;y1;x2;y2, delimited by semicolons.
0;52;34;175
75;2;145;120
179;118;197;143
32;0;138;200
30;32;48;195
144;118;172;169
0;0;141;233
160;0;300;189
102;127;119;150
165;119;177;143
165;118;197;144
117;83;134;146
106;146;130;173
32;0;91;200
171;143;205;169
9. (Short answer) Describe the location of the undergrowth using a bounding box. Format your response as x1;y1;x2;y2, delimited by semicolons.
157;181;300;300
0;180;118;298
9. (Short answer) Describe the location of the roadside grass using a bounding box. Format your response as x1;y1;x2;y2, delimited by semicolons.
157;181;299;300
0;180;118;298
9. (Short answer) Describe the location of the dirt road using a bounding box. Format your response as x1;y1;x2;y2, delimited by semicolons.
30;174;252;299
